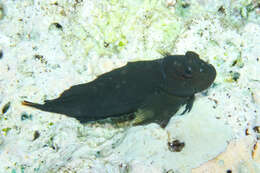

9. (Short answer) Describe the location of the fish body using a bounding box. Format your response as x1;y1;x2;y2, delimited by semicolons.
22;51;216;127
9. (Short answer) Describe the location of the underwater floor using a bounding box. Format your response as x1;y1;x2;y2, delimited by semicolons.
0;0;260;172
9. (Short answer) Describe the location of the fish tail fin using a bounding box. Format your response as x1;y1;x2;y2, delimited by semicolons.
22;100;47;111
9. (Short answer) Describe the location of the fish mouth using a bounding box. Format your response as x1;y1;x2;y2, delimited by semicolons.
193;64;217;93
209;64;217;83
201;64;217;91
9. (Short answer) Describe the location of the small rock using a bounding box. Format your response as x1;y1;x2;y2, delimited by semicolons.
2;102;10;114
253;126;260;133
218;6;226;14
33;131;40;141
21;113;32;121
49;22;63;31
0;49;3;59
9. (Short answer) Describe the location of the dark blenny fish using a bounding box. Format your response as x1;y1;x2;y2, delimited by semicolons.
22;51;216;128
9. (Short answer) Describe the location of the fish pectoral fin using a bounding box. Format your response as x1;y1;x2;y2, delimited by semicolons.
132;109;155;125
132;108;172;128
133;93;192;128
181;95;195;115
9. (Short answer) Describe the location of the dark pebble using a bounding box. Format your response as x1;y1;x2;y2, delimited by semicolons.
232;72;240;82
182;3;190;8
2;102;10;114
50;22;63;30
0;50;3;59
33;131;40;140
218;6;226;14
53;22;62;29
253;126;260;133
34;54;47;64
168;140;185;152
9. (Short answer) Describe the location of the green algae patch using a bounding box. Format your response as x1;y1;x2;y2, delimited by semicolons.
2;127;11;136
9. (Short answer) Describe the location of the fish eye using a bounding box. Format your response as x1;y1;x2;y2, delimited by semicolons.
185;67;192;75
182;67;192;79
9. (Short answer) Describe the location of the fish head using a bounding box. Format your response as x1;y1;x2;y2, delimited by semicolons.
162;51;216;97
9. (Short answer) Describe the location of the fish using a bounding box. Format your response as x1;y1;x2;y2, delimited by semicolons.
22;51;216;128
